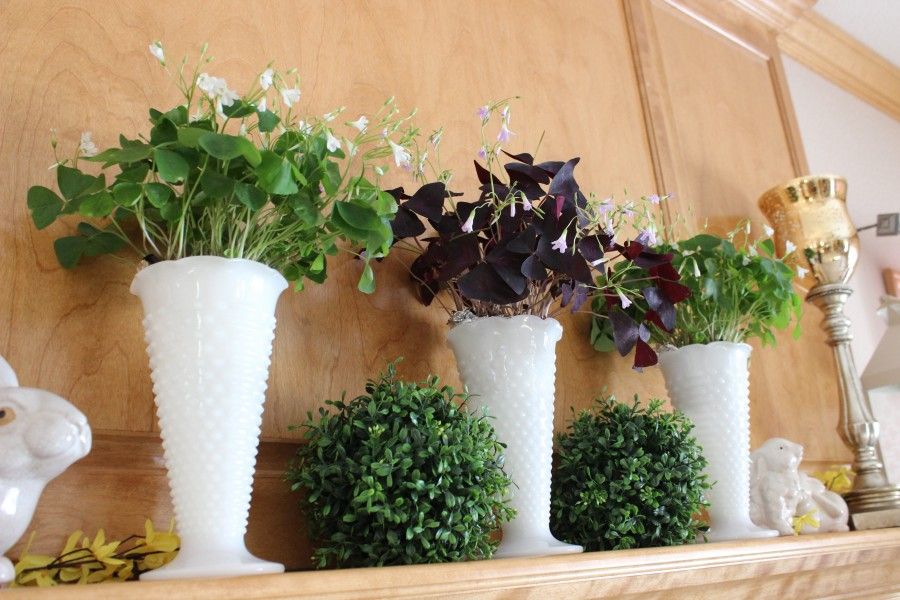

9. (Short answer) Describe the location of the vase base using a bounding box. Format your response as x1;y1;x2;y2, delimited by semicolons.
0;556;13;586
140;549;284;581
701;523;779;543
493;536;583;559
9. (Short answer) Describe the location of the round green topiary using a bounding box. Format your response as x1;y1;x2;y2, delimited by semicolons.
286;363;515;568
551;395;709;551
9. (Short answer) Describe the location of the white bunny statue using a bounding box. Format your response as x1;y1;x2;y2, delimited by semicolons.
0;355;92;586
750;437;849;535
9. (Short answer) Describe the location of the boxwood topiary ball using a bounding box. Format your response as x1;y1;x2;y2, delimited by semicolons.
286;363;514;568
550;395;709;551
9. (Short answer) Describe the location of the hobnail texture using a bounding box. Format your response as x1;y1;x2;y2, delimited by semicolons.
659;342;778;542
448;315;582;558
131;257;287;579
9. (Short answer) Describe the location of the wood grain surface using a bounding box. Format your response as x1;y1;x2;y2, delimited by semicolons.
0;0;861;569
8;529;900;599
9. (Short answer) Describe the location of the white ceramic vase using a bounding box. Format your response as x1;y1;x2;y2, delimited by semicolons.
447;315;583;559
131;257;287;580
658;342;779;542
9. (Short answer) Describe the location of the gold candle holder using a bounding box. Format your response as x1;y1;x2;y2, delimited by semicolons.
759;174;900;530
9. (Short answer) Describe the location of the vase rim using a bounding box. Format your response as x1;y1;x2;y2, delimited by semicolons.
446;313;563;342
130;255;287;296
659;341;752;354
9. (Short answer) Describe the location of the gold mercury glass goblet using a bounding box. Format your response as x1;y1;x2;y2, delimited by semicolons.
759;174;900;529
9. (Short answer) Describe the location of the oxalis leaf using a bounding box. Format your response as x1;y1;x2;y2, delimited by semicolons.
27;186;63;229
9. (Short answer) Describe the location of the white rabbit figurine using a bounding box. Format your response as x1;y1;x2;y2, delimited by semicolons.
0;355;92;585
750;437;849;535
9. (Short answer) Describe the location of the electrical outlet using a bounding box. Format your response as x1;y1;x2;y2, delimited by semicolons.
876;213;899;236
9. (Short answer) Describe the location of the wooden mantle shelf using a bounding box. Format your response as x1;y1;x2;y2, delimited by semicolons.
8;529;899;599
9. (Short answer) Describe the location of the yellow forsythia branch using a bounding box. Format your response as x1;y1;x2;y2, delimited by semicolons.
12;520;179;587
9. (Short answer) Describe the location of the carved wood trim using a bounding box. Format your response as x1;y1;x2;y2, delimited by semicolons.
777;11;900;122
11;529;900;599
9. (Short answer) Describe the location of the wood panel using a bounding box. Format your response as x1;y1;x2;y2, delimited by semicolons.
626;0;849;462
8;529;900;598
7;434;311;571
0;0;661;442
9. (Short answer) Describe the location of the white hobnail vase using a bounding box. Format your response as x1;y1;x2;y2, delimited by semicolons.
447;315;583;559
131;256;286;580
658;342;779;542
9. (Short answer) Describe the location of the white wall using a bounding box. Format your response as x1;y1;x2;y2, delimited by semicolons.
781;55;900;480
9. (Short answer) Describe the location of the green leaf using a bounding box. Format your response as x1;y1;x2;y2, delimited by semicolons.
76;222;126;256
198;132;261;166
200;171;235;199
116;163;150;184
758;238;775;257
334;202;382;232
358;262;375;294
27;186;63;229
53;236;86;269
177;127;212;148
222;100;256;119
79;191;116;217
153;148;190;183
144;183;173;208
256;151;298;195
234;182;267;211
159;201;182;222
112;182;143;207
84;143;152;164
57;166;97;199
680;234;721;252
257;110;280;133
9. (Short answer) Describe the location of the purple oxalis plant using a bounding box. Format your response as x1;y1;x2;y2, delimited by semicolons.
383;103;690;368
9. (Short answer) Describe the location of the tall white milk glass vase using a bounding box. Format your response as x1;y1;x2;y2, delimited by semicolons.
447;315;583;558
658;342;778;542
131;256;287;580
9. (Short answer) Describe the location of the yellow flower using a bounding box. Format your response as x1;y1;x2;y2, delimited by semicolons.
811;465;854;494
792;509;821;534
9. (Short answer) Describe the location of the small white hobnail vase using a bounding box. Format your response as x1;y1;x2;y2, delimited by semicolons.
658;342;779;542
447;315;583;559
131;256;287;580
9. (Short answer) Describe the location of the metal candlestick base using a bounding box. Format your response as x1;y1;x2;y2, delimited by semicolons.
807;283;900;527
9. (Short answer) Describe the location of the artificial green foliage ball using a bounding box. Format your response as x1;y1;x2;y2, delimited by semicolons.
286;363;515;568
550;396;709;551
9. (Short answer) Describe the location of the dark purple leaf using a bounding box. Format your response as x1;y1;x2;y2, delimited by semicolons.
521;254;548;280
621;241;645;259
560;282;574;308
535;232;593;285
633;250;674;269
571;284;589;312
391;206;426;240
642;286;675;330
634;339;658;368
548;158;581;202
554;195;565;219
454;201;491;231
508;226;538;254
644;310;667;331
486;245;527;295
505;161;550;187
384;186;411;201
536;160;565;176
578;236;606;269
502;150;534;165
473;160;504;186
651;262;681;282
405;182;447;222
610;309;640;357
639;323;651;342
659;279;692;303
458;263;527;304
